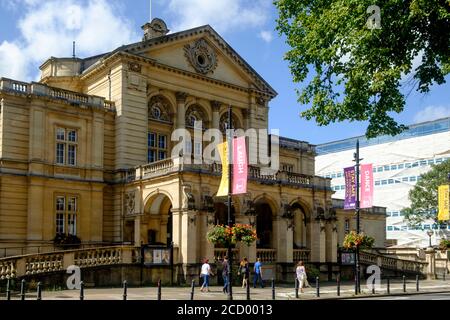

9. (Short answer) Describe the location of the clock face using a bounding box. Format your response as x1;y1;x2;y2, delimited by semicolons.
184;39;218;75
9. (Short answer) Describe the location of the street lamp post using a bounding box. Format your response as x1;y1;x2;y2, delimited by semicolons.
427;230;433;248
227;105;234;301
353;140;363;294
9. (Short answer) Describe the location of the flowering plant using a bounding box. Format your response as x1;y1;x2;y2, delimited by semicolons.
439;239;450;251
207;224;257;247
343;231;375;250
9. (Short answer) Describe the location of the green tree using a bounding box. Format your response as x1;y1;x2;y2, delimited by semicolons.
275;0;450;138
402;159;450;226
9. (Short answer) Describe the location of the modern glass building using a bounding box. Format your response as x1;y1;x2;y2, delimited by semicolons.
316;117;450;247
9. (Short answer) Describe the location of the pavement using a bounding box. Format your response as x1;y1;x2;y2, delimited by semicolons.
2;279;450;300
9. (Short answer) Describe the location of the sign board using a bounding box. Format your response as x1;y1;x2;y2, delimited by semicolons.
340;252;356;265
142;246;171;267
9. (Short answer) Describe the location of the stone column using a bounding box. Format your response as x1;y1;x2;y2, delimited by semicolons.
425;247;436;280
134;215;141;247
310;220;326;263
211;101;221;130
176;92;188;129
200;211;215;261
273;218;291;263
180;210;198;264
330;222;338;263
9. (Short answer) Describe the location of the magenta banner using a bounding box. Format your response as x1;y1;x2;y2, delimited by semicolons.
361;164;374;209
232;137;248;195
344;167;356;210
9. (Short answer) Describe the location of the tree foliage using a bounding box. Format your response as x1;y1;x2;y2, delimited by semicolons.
275;0;450;138
402;159;450;225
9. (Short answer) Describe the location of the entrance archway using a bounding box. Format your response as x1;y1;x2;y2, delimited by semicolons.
144;193;173;246
291;203;311;249
255;199;274;249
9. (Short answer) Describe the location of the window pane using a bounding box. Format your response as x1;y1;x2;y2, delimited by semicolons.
68;130;77;142
428;160;434;165
402;177;409;182
436;158;443;164
185;140;192;154
384;165;390;171
194;142;202;156
159;135;167;149
68;214;76;236
410;176;417;182
405;163;411;168
56;143;65;164
56;213;65;234
420;160;427;166
375;181;381;186
388;179;394;184
56;128;65;141
158;151;167;161
148;150;156;163
68;145;76;166
148;133;156;148
68;197;77;212
391;165;397;170
56;197;65;211
377;167;383;172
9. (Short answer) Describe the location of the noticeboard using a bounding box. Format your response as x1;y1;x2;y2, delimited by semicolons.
142;246;171;267
340;252;356;265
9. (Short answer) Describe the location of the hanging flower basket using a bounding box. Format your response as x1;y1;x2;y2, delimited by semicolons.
207;224;257;247
343;231;375;250
439;239;450;252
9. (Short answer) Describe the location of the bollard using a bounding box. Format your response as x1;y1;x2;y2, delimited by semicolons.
271;279;275;300
123;280;128;301
387;278;390;295
157;279;162;301
37;282;42;301
337;276;340;297
246;280;250;301
416;275;419;292
403;275;406;293
316;277;320;298
190;280;195;301
80;281;84;301
6;279;11;301
295;278;299;299
20;279;26;301
372;277;375;294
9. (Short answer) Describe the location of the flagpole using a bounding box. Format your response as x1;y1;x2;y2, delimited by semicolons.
227;105;233;301
353;139;362;294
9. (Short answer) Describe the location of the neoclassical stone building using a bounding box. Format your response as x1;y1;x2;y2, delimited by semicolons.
0;19;385;280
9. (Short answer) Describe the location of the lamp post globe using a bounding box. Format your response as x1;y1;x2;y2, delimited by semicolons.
427;230;433;248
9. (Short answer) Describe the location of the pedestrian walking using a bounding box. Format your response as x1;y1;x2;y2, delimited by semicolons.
296;261;309;293
238;257;250;288
222;256;230;294
253;258;264;288
200;258;213;292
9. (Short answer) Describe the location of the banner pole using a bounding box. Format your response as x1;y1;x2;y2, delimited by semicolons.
227;105;234;301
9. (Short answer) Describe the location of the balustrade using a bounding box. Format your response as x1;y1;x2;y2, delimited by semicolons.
256;249;276;263
293;249;311;263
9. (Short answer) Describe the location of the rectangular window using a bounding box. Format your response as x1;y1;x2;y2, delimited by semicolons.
345;219;350;234
56;128;77;166
387;226;393;231
424;224;430;230
395;179;401;184
388;179;394;184
402;177;409;182
375;181;381;186
56;196;78;236
398;164;404;169
148;132;168;163
331;174;337;178
436;158;443;164
409;176;417;182
420;160;427;166
337;172;343;178
194;142;202;157
412;162;419;167
428;159;435;165
401;226;407;231
56;143;65;165
377;167;383;172
382;180;387;185
391;165;397;170
405;163;412;168
373;167;377;173
384;165;390;171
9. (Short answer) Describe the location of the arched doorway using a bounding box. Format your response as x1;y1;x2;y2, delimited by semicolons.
255;200;274;249
144;193;173;246
291;203;311;249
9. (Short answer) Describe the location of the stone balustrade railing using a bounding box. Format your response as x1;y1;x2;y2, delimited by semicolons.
0;246;139;279
124;157;330;190
293;249;311;263
213;248;239;262
257;249;277;263
0;78;116;112
360;250;428;274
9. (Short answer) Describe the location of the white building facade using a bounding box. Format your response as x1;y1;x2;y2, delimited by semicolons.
316;117;450;248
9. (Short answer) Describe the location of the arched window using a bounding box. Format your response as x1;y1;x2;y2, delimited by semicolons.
148;96;172;123
220;112;241;133
185;105;208;129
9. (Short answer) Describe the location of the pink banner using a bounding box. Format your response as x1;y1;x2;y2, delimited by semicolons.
361;164;374;209
232;137;248;195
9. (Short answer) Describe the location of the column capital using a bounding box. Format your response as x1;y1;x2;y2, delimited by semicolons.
210;101;222;112
176;92;189;103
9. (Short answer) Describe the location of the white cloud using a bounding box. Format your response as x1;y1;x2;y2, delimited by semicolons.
0;0;139;81
259;30;273;43
163;0;271;34
414;105;450;123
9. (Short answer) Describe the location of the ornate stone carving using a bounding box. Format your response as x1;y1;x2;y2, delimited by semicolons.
125;192;135;215
186;105;208;128
210;101;221;112
129;62;142;73
184;39;218;75
148;95;172;122
176;92;189;103
220;112;240;133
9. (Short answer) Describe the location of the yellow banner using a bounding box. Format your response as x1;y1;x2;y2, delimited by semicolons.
216;141;229;197
438;185;450;221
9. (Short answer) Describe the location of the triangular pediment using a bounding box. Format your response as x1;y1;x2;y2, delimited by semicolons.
122;25;277;97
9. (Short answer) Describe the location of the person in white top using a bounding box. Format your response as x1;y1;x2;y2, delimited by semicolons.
296;261;309;293
200;259;214;292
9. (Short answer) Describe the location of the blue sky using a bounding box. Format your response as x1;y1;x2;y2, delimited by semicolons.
0;0;449;145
